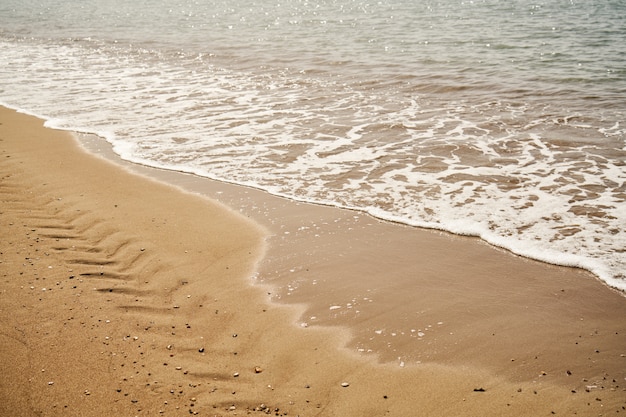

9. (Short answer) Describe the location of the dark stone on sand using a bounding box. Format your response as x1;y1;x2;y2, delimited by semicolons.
473;388;486;392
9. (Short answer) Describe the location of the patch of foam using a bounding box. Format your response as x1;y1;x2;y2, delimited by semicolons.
0;36;624;292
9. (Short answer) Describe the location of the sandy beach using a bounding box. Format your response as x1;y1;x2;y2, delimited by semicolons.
1;106;625;416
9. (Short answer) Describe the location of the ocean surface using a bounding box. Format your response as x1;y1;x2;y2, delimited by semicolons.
1;0;624;290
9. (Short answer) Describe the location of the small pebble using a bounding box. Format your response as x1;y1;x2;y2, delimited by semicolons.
341;382;349;387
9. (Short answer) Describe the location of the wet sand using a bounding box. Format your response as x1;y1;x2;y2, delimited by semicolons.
1;106;625;416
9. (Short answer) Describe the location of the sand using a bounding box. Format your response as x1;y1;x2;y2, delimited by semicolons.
1;106;625;416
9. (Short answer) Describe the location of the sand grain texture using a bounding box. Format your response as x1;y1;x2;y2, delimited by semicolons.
1;107;625;416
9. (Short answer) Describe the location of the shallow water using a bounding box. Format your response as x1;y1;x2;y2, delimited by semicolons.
1;0;624;289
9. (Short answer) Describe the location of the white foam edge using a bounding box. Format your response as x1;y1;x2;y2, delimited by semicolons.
2;99;623;293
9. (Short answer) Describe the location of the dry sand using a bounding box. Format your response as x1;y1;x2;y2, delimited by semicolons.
1;106;625;416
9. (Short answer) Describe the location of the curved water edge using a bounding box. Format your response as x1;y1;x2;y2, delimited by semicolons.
4;101;624;294
1;0;624;293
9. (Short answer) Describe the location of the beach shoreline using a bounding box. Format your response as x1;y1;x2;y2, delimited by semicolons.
1;106;625;416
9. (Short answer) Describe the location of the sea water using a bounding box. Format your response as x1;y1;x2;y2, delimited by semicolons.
1;0;624;290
